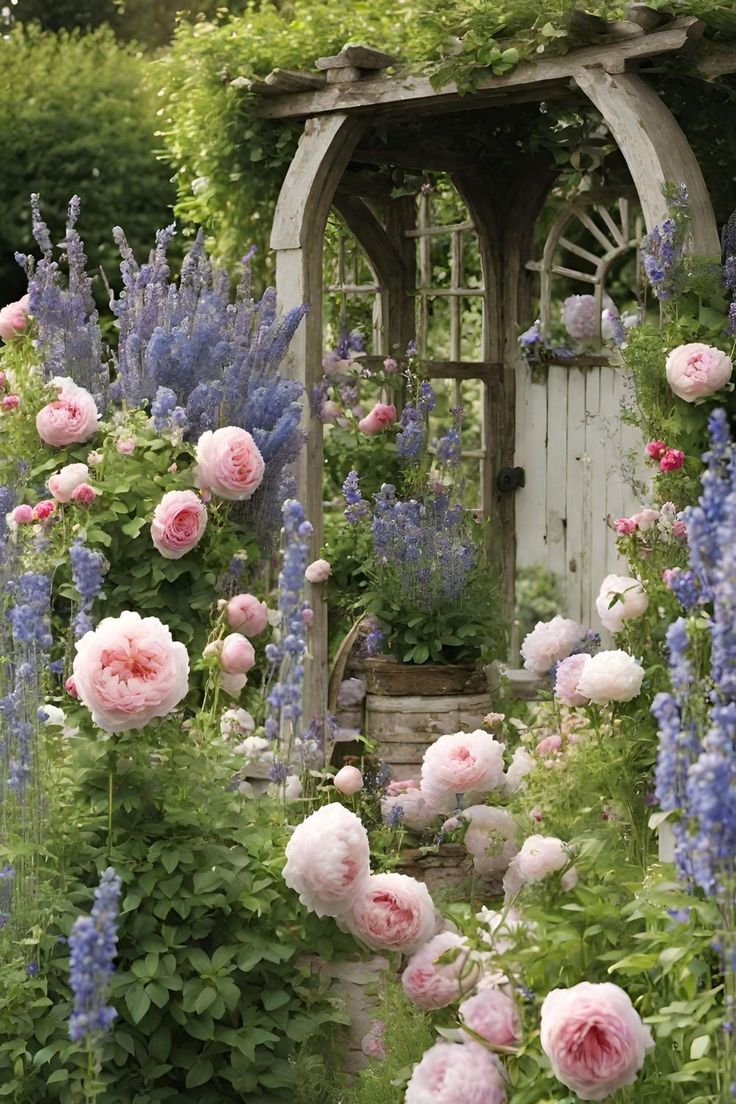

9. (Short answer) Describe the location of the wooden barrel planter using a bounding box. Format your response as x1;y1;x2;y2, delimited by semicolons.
363;657;492;782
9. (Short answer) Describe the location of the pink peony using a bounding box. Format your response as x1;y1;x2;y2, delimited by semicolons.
71;483;96;505
358;402;397;436
660;447;685;472
220;671;247;698
381;787;436;831
515;834;569;882
521;616;582;675
421;730;506;805
576;649;645;704
540;981;653;1100
48;463;90;503
673;518;687;539
12;504;34;524
220;633;256;675
194;426;265;501
36;379;99;447
536;734;562;756
595;574;648;633
462;805;519;876
283;803;370;918
613;517;637;535
459;988;522;1048
405;1040;507;1104
334;765;364;795
631;508;660;531
554;653;590;707
305;558;331;583
151;490;208;560
361;1020;387;1061
346;872;435;953
2;394;19;411
666;342;733;402
562;295;598;341
383;357;399;373
0;295;30;340
645;439;666;459
226;593;269;636
34;499;55;521
402;931;480;1011
72;611;189;732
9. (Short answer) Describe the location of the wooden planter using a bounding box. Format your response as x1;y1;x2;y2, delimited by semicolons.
363;657;492;782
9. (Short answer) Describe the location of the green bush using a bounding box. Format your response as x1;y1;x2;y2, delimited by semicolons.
0;25;175;304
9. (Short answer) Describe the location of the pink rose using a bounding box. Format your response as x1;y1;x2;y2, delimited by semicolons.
613;517;637;535
347;872;435;953
666;342;733;402
305;558;331;584
0;295;30;340
334;765;364;795
595;574;648;633
361;1020;387;1061
36;379;99;447
71;483;96;505
521;616;582;675
194;426;265;501
459;988;522;1048
116;438;136;455
576;649;645;705
401;931;479;1011
283;803;371;918
554;653;590;707
48;463;90;503
383;357;399;373
33;499;55;521
660;447;685;472
381;788;436;831
2;394;19;411
64;676;78;698
358;402;397;436
405;1040;507;1104
462;805;519;876
386;778;419;796
421;729;506;805
673;518;687;539
220;633;256;674
631;508;660;531
226;593;269;636
72;611;189;732
536;733;562;756
645;439;666;460
540;981;653;1100
151;490;208;560
220;671;247;698
515;834;569;882
12;504;34;524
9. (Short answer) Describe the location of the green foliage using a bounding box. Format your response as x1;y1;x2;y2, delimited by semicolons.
0;721;351;1102
0;25;175;304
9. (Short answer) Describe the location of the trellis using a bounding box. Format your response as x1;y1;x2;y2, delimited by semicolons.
254;11;731;723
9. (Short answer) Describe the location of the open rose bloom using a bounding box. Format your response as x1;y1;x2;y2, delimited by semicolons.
283;803;370;918
72;611;189;732
521;616;582;675
421;729;506;809
401;931;480;1010
194;426;265;500
665;342;732;402
346;871;436;953
151;490;208;559
36;378;99;447
540;981;653;1100
0;294;30;340
595;574;648;633
405;1040;507;1104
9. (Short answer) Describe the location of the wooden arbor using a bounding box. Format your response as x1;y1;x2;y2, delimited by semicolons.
262;16;721;723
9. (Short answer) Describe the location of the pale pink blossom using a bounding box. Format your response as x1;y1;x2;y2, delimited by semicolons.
87;450;103;465
554;653;590;707
226;593;269;636
346;872;435;953
319;399;342;424
503;746;535;793
358;402;397;436
561;866;579;892
420;729;506;805
194;426;265;501
672;518;687;539
613;517;637;536
666;342;732;402
151;490;207;559
72;611;189;732
334;765;364;795
631;508;660;531
361;1020;387;1061
301;607;314;626
402;931;480;1010
516;834;569;882
521;616;582;675
283;803;371;918
220;671;247;697
535;734;562;757
459;988;522;1048
462;805;519;877
12;504;33;524
305;558;331;583
36;379;99;447
576;650;645;705
381;788;436;831
48;463;90;503
220;633;256;675
405;1040;507;1104
383;357;399;373
71;483;97;505
2;394;19;411
116;438;136;455
0;295;30;340
386;778;419;796
540;982;653;1100
64;676;78;698
596;575;648;632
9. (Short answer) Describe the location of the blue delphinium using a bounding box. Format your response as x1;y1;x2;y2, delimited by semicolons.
342;470;370;523
435;408;463;468
724;256;736;337
0;865;14;928
69;540;106;638
640;184;690;301
16;195;109;408
68;867;122;1043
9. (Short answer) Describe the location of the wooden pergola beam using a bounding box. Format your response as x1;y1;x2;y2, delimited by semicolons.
255;17;703;120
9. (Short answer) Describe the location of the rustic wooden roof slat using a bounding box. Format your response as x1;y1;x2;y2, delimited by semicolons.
263;68;326;93
625;3;673;30
315;44;400;70
254;17;703;119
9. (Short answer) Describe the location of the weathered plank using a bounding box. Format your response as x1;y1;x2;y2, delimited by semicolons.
263;68;326;93
316;44;400;70
255;19;703;119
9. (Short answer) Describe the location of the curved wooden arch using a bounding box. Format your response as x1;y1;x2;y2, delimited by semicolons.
271;113;368;725
573;67;719;255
